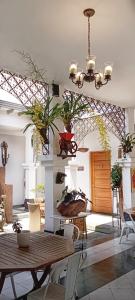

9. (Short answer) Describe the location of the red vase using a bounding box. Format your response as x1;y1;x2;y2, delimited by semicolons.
59;132;74;141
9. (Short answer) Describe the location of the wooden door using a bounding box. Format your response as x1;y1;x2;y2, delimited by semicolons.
90;151;112;214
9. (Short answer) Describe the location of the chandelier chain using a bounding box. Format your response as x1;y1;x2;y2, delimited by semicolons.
69;8;112;89
88;16;90;58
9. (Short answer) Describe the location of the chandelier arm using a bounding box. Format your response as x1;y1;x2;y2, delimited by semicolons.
77;82;83;89
95;84;100;90
71;77;77;84
101;79;109;86
81;72;87;76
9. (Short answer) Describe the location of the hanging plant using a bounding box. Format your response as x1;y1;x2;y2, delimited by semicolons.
59;94;90;132
95;115;110;150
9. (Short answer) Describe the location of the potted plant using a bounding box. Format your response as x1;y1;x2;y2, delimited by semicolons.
111;164;122;190
12;221;30;248
59;94;110;151
57;186;92;217
121;133;135;158
59;94;90;135
21;97;61;145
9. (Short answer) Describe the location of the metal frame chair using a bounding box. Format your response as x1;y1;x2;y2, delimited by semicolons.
119;202;135;243
28;252;81;300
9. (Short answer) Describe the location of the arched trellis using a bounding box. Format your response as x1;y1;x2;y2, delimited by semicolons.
0;69;49;154
0;69;49;106
64;90;125;144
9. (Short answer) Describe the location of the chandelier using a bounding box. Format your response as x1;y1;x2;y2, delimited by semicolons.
69;8;112;89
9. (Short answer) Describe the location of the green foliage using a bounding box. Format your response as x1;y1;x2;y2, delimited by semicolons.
20;97;61;149
95;115;110;150
12;221;22;233
111;164;122;189
21;97;61;134
121;133;135;155
32;184;45;194
59;94;90;132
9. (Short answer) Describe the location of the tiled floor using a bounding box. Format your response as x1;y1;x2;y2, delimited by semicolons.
1;209;135;299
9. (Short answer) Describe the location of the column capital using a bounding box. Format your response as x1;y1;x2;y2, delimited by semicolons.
117;156;135;168
22;162;39;169
40;154;68;168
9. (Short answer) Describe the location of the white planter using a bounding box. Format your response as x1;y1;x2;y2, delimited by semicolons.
17;230;30;248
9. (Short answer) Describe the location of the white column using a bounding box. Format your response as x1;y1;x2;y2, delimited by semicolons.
65;163;78;190
22;127;37;199
125;107;135;157
39;92;68;232
117;107;135;208
41;155;67;232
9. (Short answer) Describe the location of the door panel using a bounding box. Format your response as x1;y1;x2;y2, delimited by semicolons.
90;151;112;214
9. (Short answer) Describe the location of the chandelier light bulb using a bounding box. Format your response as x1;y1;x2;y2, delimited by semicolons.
76;71;83;83
104;65;113;76
96;72;103;83
69;8;113;90
69;63;77;75
87;56;96;71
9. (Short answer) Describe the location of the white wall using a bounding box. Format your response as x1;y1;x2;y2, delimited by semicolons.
66;130;120;203
0;134;25;205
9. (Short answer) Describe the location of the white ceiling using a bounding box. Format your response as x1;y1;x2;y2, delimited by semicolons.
0;0;135;108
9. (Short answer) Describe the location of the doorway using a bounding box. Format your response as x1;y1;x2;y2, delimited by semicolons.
90;151;112;214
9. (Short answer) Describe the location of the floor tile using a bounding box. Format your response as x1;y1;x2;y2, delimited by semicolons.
111;287;135;300
2;283;28;299
108;275;132;289
90;286;114;300
0;295;12;300
80;295;90;300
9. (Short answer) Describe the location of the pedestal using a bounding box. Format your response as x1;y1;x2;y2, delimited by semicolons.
118;156;135;208
41;155;68;232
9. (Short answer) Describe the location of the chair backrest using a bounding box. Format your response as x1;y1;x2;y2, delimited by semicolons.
28;202;41;232
65;252;81;300
118;201;134;223
64;223;80;241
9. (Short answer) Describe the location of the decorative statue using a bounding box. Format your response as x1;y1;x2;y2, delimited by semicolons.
1;141;9;167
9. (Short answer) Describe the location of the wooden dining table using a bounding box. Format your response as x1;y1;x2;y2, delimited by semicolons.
0;232;74;297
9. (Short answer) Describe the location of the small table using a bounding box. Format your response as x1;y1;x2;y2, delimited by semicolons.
0;232;74;297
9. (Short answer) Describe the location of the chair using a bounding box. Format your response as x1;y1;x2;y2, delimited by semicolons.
28;202;41;232
28;252;81;300
50;223;80;284
63;223;80;241
119;202;135;243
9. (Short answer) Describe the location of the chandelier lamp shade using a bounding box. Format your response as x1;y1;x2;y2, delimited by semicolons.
69;8;113;90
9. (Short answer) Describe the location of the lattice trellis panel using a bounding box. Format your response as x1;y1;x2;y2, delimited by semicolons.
0;69;49;107
64;90;125;144
0;69;49;155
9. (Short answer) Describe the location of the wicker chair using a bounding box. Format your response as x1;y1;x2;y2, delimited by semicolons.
28;202;41;232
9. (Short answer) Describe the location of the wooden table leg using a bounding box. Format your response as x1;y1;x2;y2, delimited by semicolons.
0;272;6;293
31;265;51;290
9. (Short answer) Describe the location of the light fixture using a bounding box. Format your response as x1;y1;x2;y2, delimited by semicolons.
69;8;113;89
